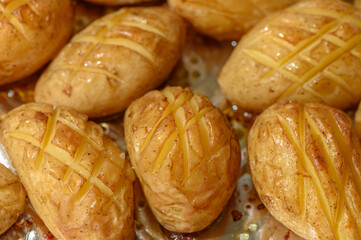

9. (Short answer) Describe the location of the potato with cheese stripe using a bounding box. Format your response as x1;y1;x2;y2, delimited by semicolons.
248;101;361;239
124;86;241;233
219;0;361;112
0;0;74;86
168;0;298;41
34;6;185;118
0;163;25;235
0;103;135;240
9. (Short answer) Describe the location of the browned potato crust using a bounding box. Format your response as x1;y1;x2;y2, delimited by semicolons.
84;0;154;5
356;0;361;9
0;163;25;235
0;103;135;240
218;0;361;112
0;0;74;86
168;0;298;41
34;6;185;118
124;86;241;233
248;101;361;239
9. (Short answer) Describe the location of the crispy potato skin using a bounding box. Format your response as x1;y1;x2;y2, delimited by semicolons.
0;103;135;240
168;0;298;41
248;101;361;239
218;0;361;112
84;0;154;5
0;0;74;86
0;164;25;235
124;86;241;233
34;7;185;118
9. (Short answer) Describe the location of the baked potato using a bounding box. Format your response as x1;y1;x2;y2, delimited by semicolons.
248;101;361;239
124;86;241;233
0;103;136;240
0;0;74;86
0;163;26;235
83;0;155;5
34;6;185;118
356;0;361;9
168;0;298;41
218;0;361;112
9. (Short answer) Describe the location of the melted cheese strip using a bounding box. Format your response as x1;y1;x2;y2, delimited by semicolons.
305;110;350;238
242;49;300;83
325;111;361;232
153;131;178;170
35;108;59;170
185;135;227;184
297;106;307;218
257;17;341;83
118;21;166;38
174;104;190;181
278;33;361;100
57;117;102;151
73;36;155;65
140;90;192;152
77;151;105;200
323;70;355;97
153;98;212;171
0;0;32;39
62;137;87;185
305;112;339;182
277;114;337;237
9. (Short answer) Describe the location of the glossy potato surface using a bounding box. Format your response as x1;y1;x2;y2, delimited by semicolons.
35;7;185;118
0;0;74;86
219;0;361;112
168;0;298;41
124;86;241;233
0;103;135;240
248;101;361;239
84;0;154;5
0;163;25;235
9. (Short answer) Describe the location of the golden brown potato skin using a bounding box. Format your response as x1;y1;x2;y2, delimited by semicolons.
248;101;361;240
0;164;25;235
219;0;361;112
124;86;241;233
168;0;298;41
84;0;154;5
356;0;361;9
35;7;185;118
355;102;361;138
0;103;135;240
0;0;74;86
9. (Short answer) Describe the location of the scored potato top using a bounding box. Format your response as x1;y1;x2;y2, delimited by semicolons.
0;0;74;85
125;86;241;233
248;102;361;239
219;0;361;112
0;163;25;235
0;103;135;240
35;6;185;118
168;0;298;41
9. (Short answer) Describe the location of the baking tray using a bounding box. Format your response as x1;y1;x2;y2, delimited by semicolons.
0;1;304;239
